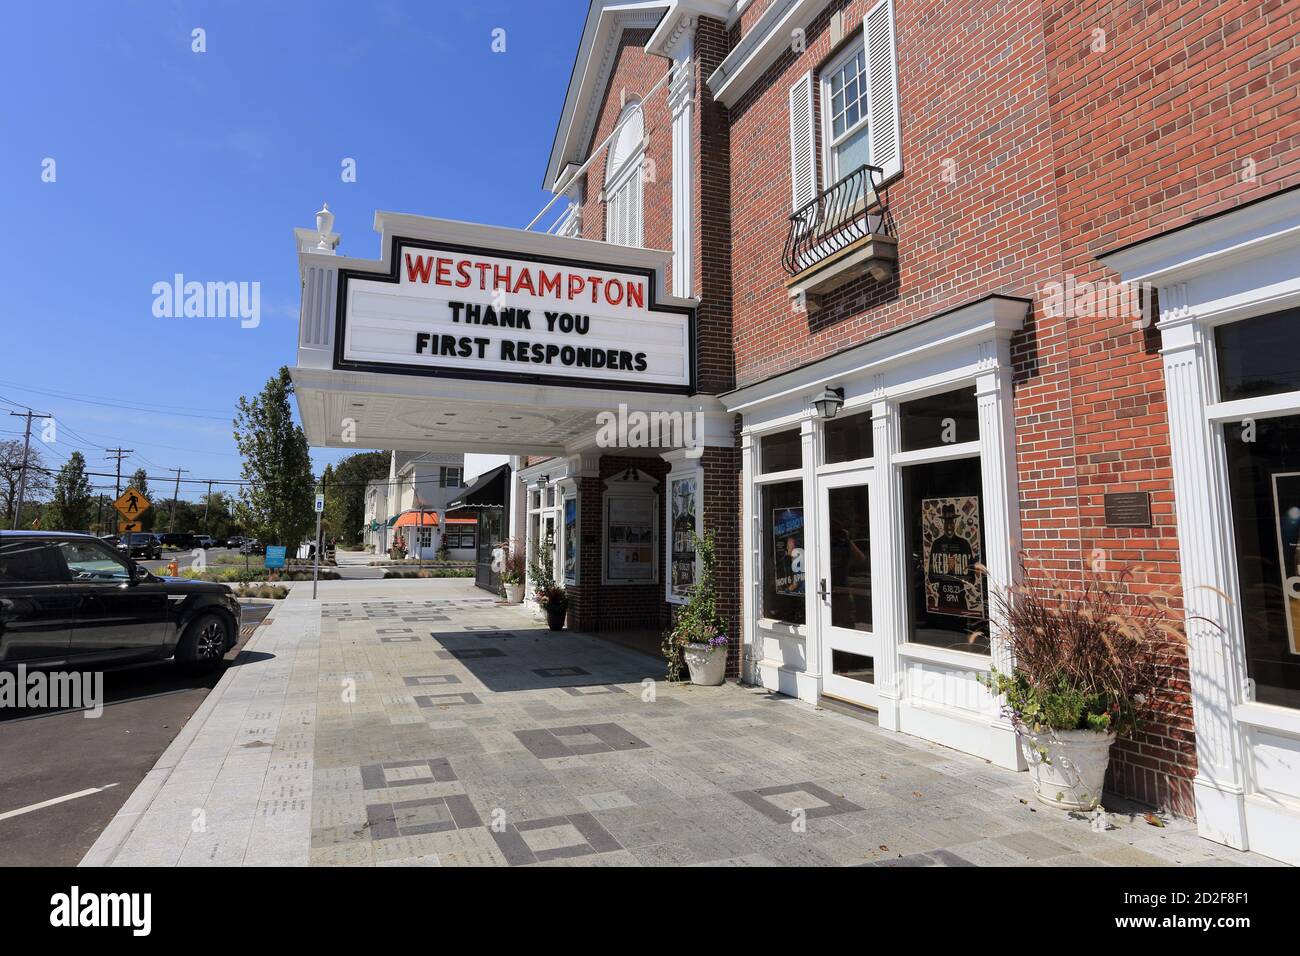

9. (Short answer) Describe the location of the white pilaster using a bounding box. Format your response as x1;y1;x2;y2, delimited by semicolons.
800;415;822;684
1160;303;1250;849
739;429;758;684
976;337;1027;771
870;397;903;730
667;22;696;299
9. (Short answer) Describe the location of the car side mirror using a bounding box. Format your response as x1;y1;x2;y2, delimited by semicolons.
130;563;150;584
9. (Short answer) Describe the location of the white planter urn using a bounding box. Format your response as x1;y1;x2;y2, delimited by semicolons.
1021;727;1116;811
684;643;727;686
503;582;524;604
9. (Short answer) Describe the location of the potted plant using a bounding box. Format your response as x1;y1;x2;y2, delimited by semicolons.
528;530;567;630
662;530;728;685
980;562;1179;812
498;539;526;604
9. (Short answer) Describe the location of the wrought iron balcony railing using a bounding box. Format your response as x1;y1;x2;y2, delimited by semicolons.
783;164;895;277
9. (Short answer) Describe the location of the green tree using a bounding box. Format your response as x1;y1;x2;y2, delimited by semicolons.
127;467;154;530
43;451;94;531
323;451;389;548
232;367;314;550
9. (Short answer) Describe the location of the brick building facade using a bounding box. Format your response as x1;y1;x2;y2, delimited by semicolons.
293;0;1300;864
536;0;1300;862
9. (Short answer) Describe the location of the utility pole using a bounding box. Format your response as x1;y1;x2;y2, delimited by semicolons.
202;479;214;533
104;448;133;500
9;408;51;530
167;467;188;532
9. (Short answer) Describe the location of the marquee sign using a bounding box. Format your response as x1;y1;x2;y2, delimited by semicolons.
335;238;695;393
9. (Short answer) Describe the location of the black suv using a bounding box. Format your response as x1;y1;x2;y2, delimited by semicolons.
157;532;195;550
118;531;161;560
0;532;241;674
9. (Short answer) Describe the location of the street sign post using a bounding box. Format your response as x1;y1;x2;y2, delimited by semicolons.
313;492;325;600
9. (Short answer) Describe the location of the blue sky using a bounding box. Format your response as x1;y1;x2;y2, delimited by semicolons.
0;0;587;501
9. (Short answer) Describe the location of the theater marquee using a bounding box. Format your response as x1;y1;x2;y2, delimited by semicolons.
336;239;695;392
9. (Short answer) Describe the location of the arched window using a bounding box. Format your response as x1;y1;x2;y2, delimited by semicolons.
604;102;644;247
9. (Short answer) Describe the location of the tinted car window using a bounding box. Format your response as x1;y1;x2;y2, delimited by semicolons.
58;540;131;581
0;539;68;583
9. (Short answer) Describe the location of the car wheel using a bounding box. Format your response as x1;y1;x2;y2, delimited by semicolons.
175;612;230;674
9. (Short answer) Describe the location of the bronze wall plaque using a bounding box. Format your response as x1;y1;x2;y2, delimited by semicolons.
1103;491;1152;528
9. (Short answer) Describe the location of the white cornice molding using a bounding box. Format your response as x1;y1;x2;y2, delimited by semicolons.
647;0;731;57
1100;187;1300;285
707;0;832;107
720;294;1030;414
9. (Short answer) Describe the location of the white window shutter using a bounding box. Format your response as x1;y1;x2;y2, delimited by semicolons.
788;71;817;212
863;0;902;181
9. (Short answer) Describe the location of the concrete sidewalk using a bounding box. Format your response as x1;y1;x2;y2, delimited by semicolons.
83;579;1281;867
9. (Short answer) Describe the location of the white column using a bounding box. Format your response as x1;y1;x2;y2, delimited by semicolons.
667;25;696;299
1160;303;1250;849
870;398;903;730
976;338;1027;771
800;416;822;686
739;429;758;684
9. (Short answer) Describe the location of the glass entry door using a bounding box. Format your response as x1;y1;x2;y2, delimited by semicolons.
817;471;878;708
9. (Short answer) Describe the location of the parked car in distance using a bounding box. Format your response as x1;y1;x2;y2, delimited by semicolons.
157;532;196;550
224;536;245;549
117;532;162;560
0;531;240;674
192;535;216;550
240;538;265;555
100;534;121;547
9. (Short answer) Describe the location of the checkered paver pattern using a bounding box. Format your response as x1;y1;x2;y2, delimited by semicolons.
95;583;1284;867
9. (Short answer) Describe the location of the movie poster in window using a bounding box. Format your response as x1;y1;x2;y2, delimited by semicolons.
921;496;984;619
563;498;578;585
772;506;805;596
1270;472;1300;656
606;497;655;582
670;475;697;599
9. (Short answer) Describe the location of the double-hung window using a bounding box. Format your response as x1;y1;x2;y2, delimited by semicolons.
821;40;871;185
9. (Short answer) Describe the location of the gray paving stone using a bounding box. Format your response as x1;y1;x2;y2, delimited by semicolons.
92;584;1282;868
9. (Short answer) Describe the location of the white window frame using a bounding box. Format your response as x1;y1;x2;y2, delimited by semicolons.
819;35;870;187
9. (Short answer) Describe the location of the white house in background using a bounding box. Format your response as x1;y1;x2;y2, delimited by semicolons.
363;478;391;554
380;451;470;560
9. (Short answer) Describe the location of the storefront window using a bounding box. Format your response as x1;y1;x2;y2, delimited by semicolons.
562;494;578;585
900;387;978;451
669;474;697;600
1223;413;1300;709
824;410;873;464
762;480;805;624
761;429;802;473
1216;307;1300;401
902;457;989;653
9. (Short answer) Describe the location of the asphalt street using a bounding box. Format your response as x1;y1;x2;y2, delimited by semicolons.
0;602;273;866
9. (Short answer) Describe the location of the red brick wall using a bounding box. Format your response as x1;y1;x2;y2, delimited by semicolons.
695;16;737;395
1044;0;1300;815
721;0;1300;816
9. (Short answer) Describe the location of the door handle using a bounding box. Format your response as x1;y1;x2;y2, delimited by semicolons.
818;578;830;603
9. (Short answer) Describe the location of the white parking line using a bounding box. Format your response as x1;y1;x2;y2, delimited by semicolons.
0;783;118;822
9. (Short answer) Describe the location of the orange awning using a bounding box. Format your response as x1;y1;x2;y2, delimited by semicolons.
392;510;439;528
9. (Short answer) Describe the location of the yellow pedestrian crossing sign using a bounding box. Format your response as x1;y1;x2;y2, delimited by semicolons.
119;520;143;533
114;488;151;519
